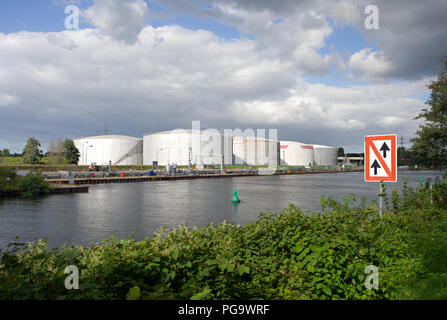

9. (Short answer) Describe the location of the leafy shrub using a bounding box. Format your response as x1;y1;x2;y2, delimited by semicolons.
433;180;447;209
18;173;50;198
0;182;446;300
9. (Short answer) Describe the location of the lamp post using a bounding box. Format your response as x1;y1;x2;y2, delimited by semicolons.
83;142;94;165
84;144;93;166
83;142;89;165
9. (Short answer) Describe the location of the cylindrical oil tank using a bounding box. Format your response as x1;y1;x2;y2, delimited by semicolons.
232;136;246;165
280;141;313;166
312;144;337;166
74;135;143;166
143;129;232;166
232;136;279;166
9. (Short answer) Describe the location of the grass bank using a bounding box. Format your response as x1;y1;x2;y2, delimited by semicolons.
0;181;446;300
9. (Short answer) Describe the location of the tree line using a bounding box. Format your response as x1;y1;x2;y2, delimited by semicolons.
0;139;80;165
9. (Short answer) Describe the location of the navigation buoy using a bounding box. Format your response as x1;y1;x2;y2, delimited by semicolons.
231;189;241;203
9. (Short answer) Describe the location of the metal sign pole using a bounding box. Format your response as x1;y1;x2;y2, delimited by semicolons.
378;182;385;216
365;135;397;216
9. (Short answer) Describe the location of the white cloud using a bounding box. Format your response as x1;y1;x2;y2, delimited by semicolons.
226;80;428;139
211;2;343;76
347;49;393;82
155;0;447;81
0;0;436;151
83;0;149;43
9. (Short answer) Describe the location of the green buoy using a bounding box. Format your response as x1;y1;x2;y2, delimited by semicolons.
231;189;241;203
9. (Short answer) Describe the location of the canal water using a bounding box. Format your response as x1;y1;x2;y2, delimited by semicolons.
0;170;443;249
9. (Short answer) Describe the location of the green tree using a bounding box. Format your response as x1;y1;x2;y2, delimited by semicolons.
337;147;345;157
411;57;447;168
22;138;43;165
63;139;80;165
46;139;67;165
1;148;10;157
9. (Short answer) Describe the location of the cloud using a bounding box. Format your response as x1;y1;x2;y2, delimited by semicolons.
0;93;20;107
0;0;440;152
149;0;345;76
152;0;447;81
227;79;428;135
0;26;294;143
83;0;149;43
346;49;393;82
210;1;344;76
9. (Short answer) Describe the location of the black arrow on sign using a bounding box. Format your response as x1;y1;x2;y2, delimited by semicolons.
380;142;390;158
371;160;381;175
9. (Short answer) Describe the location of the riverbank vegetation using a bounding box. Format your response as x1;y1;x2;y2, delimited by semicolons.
0;180;446;300
0;168;50;198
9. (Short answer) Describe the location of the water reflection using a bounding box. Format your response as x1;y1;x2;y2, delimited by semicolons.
232;203;239;224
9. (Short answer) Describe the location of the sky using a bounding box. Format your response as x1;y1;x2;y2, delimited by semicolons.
0;0;446;153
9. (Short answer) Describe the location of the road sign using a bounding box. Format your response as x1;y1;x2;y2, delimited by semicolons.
364;134;397;182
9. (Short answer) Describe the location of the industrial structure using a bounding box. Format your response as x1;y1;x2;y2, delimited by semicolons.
73;131;337;167
74;135;143;166
279;141;314;166
312;144;338;166
233;136;280;166
143;129;233;166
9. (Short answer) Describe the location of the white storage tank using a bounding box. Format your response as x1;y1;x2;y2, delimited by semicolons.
143;129;232;166
312;144;337;166
280;141;314;166
74;135;143;166
233;136;279;166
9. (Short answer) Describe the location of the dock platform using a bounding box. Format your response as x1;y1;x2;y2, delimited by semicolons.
47;168;363;186
49;184;90;194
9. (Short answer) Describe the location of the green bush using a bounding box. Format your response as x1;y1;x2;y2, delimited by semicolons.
18;173;50;198
433;180;447;209
0;181;446;300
